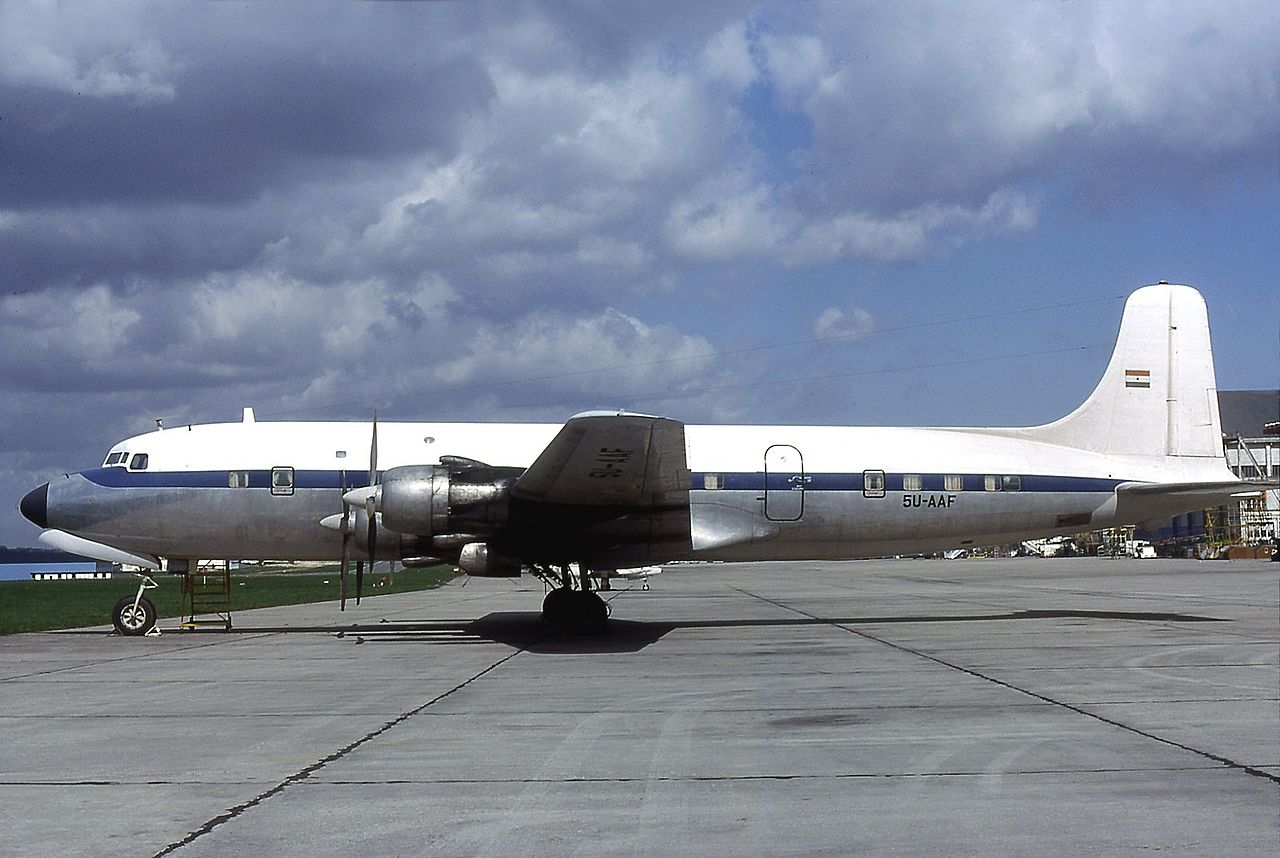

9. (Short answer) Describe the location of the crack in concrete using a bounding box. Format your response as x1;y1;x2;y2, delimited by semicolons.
731;585;1280;787
148;643;533;858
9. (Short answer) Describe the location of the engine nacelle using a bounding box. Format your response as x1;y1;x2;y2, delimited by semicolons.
457;542;522;577
378;465;449;535
378;463;517;538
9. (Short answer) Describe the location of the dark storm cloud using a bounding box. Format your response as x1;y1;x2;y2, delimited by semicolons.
0;203;271;291
1;55;492;208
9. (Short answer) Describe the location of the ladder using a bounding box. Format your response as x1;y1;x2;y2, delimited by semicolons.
181;560;233;630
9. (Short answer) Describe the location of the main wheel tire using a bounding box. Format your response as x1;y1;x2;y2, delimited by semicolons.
112;595;157;636
541;587;573;629
573;590;609;632
541;588;608;634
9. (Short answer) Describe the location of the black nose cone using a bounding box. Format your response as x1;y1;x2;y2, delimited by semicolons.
20;483;48;529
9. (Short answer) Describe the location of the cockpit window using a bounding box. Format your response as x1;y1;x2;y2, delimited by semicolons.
104;452;126;466
128;453;149;471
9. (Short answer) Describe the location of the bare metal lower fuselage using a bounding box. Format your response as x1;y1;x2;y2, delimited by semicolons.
37;467;1126;566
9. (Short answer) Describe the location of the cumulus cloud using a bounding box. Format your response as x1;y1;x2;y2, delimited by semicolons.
2;285;141;375
667;177;1037;265
701;20;758;91
427;308;720;411
666;173;791;261
0;0;178;100
813;305;874;341
765;2;1279;211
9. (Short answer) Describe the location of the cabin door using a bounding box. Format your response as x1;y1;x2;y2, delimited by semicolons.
764;444;804;521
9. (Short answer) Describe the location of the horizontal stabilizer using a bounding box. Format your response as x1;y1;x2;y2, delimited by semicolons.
1114;479;1278;526
1116;479;1278;501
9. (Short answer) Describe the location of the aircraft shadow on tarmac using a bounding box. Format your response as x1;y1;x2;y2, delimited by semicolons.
139;607;1221;654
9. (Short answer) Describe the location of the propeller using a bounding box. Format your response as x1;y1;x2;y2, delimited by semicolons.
333;413;378;610
359;412;379;605
339;469;351;611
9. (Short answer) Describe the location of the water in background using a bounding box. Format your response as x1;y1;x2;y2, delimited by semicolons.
0;562;100;582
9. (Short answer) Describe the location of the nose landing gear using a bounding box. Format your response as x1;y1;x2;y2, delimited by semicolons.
112;574;159;636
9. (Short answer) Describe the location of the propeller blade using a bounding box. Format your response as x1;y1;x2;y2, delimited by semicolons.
339;523;350;612
339;469;349;612
368;411;378;485
363;411;380;595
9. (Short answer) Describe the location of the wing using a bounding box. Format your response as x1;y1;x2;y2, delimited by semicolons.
498;412;694;568
510;411;691;507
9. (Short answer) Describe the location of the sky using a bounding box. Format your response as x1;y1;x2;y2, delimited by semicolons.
2;0;1278;547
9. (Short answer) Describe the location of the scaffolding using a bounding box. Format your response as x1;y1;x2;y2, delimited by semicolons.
1224;435;1280;546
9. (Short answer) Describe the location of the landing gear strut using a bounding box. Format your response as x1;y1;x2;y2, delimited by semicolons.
113;574;159;636
535;564;609;634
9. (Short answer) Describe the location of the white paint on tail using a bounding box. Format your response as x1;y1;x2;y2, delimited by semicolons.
1006;284;1223;459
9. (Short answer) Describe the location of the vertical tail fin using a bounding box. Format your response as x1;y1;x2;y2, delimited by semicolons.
1023;283;1223;458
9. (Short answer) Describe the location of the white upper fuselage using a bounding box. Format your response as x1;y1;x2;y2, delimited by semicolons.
102;417;1228;486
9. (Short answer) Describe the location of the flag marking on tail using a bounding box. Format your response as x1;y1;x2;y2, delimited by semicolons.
1124;369;1151;389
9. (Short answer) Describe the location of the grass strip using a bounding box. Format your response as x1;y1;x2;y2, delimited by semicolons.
0;564;456;635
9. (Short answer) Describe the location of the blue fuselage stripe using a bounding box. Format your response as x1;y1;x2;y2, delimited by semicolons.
80;468;1126;494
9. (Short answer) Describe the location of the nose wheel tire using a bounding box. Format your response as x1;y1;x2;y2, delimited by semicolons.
113;596;157;636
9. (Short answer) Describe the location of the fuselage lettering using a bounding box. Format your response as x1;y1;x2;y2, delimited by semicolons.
902;493;957;509
588;447;633;478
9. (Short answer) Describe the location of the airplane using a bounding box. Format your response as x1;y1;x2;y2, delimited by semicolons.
578;563;661;591
19;283;1272;635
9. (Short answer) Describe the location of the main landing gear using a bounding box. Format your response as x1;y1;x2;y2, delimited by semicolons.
535;564;609;634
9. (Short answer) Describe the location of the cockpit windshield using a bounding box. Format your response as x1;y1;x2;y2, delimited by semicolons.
102;451;149;469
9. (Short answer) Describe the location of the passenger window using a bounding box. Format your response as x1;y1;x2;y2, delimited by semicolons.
1002;475;1022;492
944;474;964;492
902;474;922;492
129;453;149;470
228;471;250;488
863;470;886;498
984;475;1000;492
704;474;723;490
270;467;294;496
